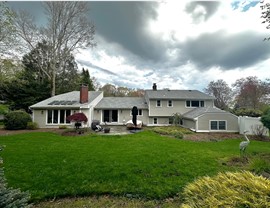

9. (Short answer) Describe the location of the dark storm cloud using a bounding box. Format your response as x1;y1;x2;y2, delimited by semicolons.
180;31;270;70
185;1;221;22
88;1;167;61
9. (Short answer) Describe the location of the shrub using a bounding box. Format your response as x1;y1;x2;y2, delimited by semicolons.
181;171;270;208
26;122;39;130
152;126;189;139
59;125;68;129
3;111;32;130
249;158;270;174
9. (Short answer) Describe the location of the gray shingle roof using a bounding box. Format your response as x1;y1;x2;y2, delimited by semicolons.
30;91;102;109
145;90;215;100
182;107;227;119
95;97;148;109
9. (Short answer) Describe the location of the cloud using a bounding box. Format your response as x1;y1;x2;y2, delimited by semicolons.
185;1;221;23
89;1;163;61
76;59;118;76
180;30;270;70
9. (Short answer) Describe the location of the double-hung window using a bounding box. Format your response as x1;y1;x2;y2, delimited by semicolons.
156;100;161;107
168;100;173;107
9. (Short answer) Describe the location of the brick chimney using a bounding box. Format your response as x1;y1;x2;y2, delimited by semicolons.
80;85;88;104
152;83;157;90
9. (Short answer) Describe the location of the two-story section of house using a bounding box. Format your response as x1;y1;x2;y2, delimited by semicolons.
144;83;216;125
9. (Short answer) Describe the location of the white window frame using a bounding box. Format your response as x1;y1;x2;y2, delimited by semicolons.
153;118;158;124
47;109;72;125
210;120;227;130
156;100;162;107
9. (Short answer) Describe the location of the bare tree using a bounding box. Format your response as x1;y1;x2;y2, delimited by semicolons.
14;2;96;96
0;2;18;56
232;76;268;110
261;0;270;40
204;79;233;110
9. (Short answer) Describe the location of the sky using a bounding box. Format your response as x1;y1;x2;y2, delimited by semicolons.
7;0;270;91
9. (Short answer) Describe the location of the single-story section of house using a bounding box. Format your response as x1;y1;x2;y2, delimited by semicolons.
93;97;149;125
182;106;239;132
30;86;103;128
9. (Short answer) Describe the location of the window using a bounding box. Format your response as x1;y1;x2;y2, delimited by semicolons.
210;121;226;130
47;110;52;123
168;100;173;107
200;101;204;107
60;110;65;124
47;109;72;124
153;118;158;124
53;110;58;124
186;100;204;107
66;110;71;124
156;100;161;107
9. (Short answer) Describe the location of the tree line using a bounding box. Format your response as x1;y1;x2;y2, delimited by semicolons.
204;77;270;117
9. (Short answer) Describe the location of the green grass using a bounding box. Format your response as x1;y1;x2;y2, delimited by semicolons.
0;130;270;203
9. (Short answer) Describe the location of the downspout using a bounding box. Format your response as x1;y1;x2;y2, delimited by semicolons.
194;118;198;132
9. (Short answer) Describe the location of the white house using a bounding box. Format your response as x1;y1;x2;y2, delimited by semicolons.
30;83;240;132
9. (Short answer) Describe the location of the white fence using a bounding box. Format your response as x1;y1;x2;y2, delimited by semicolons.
238;116;269;136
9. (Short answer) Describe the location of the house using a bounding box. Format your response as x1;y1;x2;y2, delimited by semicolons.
144;87;216;126
30;83;239;132
30;85;103;128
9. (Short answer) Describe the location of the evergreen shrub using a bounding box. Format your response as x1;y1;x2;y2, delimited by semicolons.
3;111;32;130
0;168;31;208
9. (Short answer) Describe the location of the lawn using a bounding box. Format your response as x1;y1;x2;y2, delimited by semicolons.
0;130;270;204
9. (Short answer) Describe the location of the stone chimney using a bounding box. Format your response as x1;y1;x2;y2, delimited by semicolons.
152;83;157;90
80;85;88;104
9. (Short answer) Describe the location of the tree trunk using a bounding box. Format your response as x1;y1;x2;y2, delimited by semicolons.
51;68;56;97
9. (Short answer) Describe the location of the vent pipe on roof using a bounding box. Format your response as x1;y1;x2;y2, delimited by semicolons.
80;84;88;104
153;83;157;90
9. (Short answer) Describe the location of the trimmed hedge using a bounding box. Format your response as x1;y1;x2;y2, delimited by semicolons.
181;171;270;208
3;111;32;130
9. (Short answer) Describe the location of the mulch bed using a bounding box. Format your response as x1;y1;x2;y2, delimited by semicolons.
1;128;269;142
183;132;270;142
0;128;65;136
